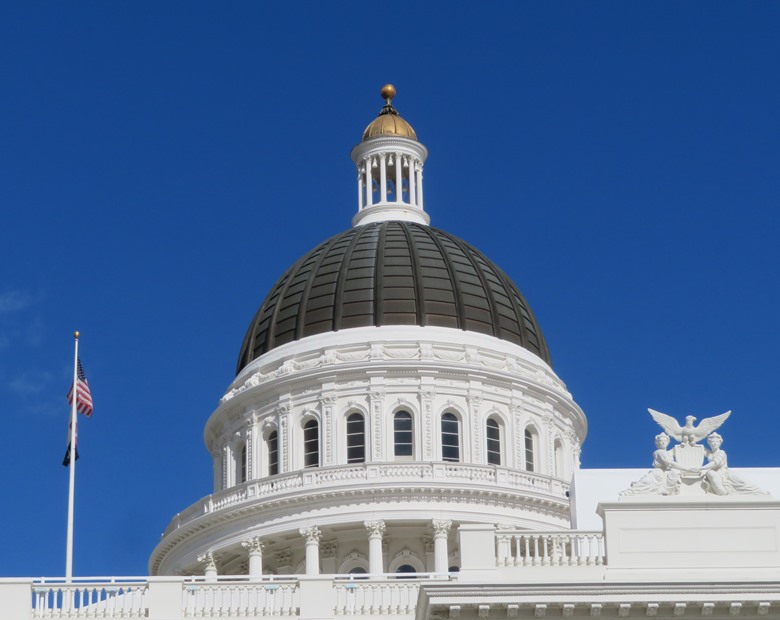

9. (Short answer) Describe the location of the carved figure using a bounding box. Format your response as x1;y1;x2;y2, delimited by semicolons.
648;409;731;446
620;433;685;496
692;433;767;496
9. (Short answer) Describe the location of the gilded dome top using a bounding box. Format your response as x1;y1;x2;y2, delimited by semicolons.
361;84;418;141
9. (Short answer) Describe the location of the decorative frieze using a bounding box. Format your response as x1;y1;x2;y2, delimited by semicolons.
221;340;568;404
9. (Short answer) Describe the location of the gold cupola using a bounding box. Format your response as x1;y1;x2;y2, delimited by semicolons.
351;85;429;227
361;84;418;141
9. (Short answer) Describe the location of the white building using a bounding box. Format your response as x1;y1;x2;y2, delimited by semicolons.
5;85;779;620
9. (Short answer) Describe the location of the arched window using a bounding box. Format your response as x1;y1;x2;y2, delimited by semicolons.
346;413;366;463
348;566;368;580
394;411;413;458
524;427;537;473
267;430;279;476
237;442;247;484
395;564;416;579
486;418;502;465
441;413;460;462
554;438;564;478
303;419;319;468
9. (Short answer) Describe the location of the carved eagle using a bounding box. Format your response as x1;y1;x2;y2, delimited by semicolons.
648;409;731;446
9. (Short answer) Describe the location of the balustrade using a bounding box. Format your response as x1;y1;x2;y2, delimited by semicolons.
182;579;299;617
334;580;419;615
164;463;569;535
32;579;148;618
495;530;605;567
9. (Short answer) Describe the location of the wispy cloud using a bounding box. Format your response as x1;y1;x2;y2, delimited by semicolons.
8;375;46;396
0;291;33;314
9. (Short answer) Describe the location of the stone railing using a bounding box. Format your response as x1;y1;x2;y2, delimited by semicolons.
333;579;421;615
32;578;149;618
182;577;299;617
164;463;568;536
495;529;605;567
22;575;442;619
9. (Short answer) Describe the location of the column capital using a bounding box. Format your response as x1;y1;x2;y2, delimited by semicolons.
364;520;386;539
197;551;217;572
241;536;265;554
432;519;452;537
299;526;322;544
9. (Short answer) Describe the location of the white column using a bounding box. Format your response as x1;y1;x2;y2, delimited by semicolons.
300;526;322;575
198;552;218;583
395;153;402;203
242;537;264;579
247;415;258;480
221;446;229;489
408;158;417;207
365;158;373;207
416;164;424;210
358;170;364;211
379;153;388;203
365;520;386;575
432;520;452;573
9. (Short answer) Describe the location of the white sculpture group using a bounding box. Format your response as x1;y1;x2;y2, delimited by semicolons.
621;410;766;497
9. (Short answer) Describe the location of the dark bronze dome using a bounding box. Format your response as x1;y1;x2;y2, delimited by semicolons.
237;222;550;373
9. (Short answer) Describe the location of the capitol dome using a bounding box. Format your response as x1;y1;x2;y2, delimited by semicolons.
237;221;551;373
150;85;586;579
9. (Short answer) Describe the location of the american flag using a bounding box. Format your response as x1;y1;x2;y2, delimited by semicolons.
67;357;93;417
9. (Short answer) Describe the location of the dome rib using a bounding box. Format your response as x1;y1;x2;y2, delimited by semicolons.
332;225;371;332
400;224;426;327
237;222;552;374
374;224;387;327
443;231;504;341
294;233;350;342
420;225;468;331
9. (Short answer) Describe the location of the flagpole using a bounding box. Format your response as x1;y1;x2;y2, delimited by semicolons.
65;331;79;582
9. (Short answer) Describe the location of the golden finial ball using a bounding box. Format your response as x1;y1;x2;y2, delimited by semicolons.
380;84;396;101
74;331;80;339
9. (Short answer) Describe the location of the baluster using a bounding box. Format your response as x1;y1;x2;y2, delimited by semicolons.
574;535;582;566
523;535;531;567
600;533;605;564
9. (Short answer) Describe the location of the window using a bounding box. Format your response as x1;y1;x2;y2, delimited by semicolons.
394;411;413;458
524;427;536;472
441;413;460;462
267;430;279;476
347;413;366;463
239;443;247;483
395;564;416;579
486;418;501;465
303;419;319;468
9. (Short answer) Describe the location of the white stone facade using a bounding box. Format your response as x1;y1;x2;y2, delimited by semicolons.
149;326;585;577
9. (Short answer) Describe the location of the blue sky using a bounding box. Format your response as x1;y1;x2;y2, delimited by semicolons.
1;2;779;578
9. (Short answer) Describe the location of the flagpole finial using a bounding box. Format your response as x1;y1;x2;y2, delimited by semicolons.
74;331;80;339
